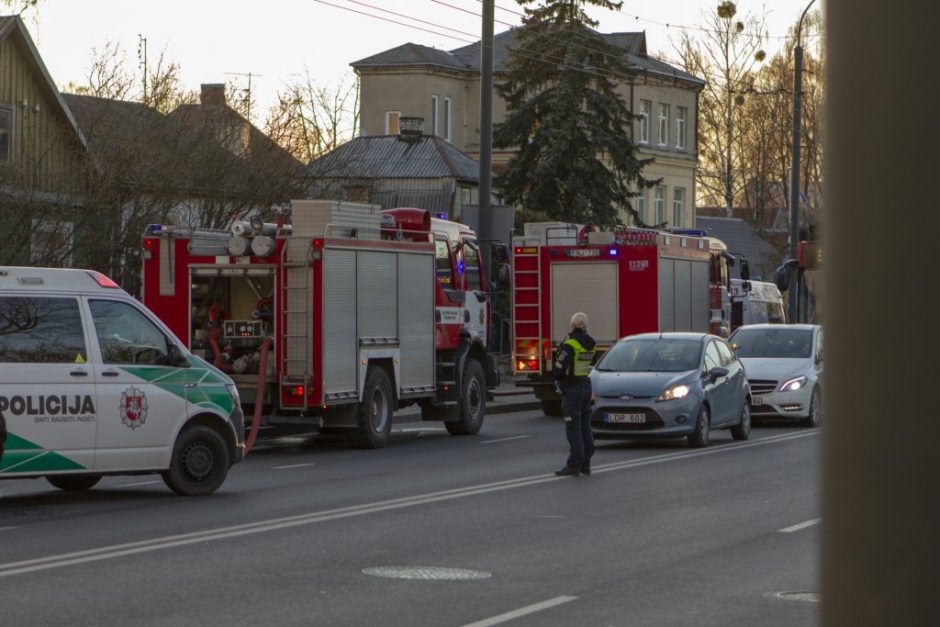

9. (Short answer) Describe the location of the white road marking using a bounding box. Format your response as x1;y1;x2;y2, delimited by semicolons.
461;596;578;627
397;427;448;433
0;430;817;578
778;517;821;533
480;435;531;444
116;480;162;487
272;463;315;470
0;526;21;532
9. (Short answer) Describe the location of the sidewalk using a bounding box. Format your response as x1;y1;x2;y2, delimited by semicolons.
487;374;542;415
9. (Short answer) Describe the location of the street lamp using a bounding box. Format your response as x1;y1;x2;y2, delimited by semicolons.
787;0;816;323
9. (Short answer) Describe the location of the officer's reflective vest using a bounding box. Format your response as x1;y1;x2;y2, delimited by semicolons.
563;337;595;377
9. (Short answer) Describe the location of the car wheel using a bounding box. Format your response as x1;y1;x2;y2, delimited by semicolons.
731;401;751;441
161;425;231;496
687;406;710;448
802;386;822;428
46;475;101;491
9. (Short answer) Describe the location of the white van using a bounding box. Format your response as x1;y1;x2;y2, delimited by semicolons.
731;279;787;328
0;267;244;495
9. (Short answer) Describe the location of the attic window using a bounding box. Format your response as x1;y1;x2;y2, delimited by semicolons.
0;105;12;162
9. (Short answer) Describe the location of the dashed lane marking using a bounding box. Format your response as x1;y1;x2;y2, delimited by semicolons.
461;596;578;627
778;517;821;533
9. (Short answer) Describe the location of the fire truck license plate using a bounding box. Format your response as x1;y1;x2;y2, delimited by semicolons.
606;413;646;424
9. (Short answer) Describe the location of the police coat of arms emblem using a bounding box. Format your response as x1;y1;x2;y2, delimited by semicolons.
120;386;149;429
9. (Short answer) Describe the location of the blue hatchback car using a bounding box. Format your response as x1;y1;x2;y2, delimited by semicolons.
589;333;751;447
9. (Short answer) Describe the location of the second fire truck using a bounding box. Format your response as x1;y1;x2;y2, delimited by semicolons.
511;222;735;415
141;200;502;448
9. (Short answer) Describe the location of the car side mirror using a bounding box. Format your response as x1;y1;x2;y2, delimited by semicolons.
707;366;729;383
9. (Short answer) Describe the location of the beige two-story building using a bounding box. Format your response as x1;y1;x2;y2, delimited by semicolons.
352;29;704;228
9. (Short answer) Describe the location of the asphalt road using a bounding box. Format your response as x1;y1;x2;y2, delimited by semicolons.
0;409;820;626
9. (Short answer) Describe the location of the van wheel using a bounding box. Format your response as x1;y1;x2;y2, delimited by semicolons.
348;366;393;448
46;475;101;491
162;425;231;496
446;360;485;435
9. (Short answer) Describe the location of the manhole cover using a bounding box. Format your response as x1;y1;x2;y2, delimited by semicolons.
773;591;820;603
362;566;491;581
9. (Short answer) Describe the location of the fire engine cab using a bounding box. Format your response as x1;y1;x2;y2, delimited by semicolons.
511;222;734;415
142;200;501;448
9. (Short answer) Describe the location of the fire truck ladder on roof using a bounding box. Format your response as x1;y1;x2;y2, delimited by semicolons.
512;239;543;374
280;238;314;412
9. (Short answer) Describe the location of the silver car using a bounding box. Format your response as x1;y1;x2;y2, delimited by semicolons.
589;333;751;448
728;323;823;427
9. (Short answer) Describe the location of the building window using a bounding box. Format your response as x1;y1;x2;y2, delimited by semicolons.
638;99;651;144
444;96;452;142
658;103;670;146
673;187;685;227
0;104;12;162
653;185;665;224
31;220;74;266
385;111;401;135
633;189;646;225
431;95;439;136
676;106;687;150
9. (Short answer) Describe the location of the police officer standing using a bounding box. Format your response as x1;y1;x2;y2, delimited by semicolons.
553;312;597;477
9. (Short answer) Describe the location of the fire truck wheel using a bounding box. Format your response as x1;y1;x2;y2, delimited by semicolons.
46;475;102;491
162;425;231;496
446;359;485;436
541;400;562;417
687;405;711;448
349;366;393;448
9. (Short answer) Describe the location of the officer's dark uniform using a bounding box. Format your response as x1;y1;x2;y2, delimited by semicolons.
553;327;596;476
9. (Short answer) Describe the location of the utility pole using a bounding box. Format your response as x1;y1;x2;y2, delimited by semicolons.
787;0;815;323
479;0;494;249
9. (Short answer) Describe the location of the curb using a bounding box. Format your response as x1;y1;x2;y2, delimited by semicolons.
487;400;543;415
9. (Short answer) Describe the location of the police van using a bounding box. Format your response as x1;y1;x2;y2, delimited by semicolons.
0;267;244;496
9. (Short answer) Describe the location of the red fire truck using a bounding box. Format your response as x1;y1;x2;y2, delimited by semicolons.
141;200;501;448
511;222;734;415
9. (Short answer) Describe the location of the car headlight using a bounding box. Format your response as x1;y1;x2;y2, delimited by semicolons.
657;384;691;401
778;376;807;392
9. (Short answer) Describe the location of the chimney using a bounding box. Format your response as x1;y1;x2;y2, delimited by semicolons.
200;83;226;107
398;116;424;142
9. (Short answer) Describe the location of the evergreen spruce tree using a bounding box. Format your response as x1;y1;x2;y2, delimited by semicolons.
494;0;655;227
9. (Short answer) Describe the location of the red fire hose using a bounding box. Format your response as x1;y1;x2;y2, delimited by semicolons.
243;336;272;456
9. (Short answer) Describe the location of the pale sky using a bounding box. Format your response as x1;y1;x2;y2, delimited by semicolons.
16;0;822;124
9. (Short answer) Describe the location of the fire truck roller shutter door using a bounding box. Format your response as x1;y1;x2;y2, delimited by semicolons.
550;263;619;346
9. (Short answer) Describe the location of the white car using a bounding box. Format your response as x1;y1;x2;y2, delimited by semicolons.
728;323;823;427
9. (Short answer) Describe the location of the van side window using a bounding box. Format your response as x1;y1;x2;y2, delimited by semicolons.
0;296;87;363
89;300;172;365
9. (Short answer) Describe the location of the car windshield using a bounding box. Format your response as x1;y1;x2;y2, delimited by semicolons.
596;338;701;373
731;327;813;358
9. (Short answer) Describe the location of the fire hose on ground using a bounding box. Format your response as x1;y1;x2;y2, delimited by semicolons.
243;336;272;456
